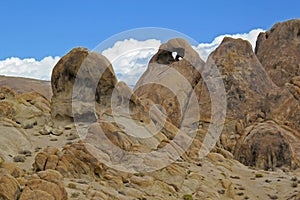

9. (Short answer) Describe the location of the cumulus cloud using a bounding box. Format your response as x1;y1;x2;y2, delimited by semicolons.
193;28;264;60
0;56;60;80
102;38;161;86
0;28;265;86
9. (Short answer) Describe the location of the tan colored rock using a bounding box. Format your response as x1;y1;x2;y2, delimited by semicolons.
135;38;204;127
20;188;55;200
256;19;300;87
45;155;59;170
234;121;300;170
33;143;103;179
51;47;117;122
0;86;51;128
0;174;20;200
33;151;48;171
197;37;275;152
20;169;67;200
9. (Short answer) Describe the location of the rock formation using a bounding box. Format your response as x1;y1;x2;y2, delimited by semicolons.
1;19;300;200
234;121;300;170
256;19;300;87
51;48;117;123
135;38;204;128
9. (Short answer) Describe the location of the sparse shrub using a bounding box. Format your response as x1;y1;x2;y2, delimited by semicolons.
68;182;77;189
183;194;193;200
255;173;263;178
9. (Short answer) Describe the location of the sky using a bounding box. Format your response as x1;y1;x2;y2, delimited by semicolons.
0;0;299;85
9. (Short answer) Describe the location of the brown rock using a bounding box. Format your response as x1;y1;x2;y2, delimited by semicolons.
20;188;55;200
33;143;103;179
135;38;204;127
34;152;48;171
0;86;51;128
51;47;117;122
234;121;300;170
255;19;300;87
45;155;59;170
0;174;20;200
197;37;275;152
20;169;67;200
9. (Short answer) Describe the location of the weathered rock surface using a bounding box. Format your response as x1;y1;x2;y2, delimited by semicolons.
0;174;20;200
0;86;50;128
256;19;300;87
33;143;103;179
234;121;300;170
20;169;67;200
51;47;117;122
196;37;276;153
135;38;204;128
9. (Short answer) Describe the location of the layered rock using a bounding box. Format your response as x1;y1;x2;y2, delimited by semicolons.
255;19;300;87
51;48;117;122
33;144;103;179
0;86;50;128
0;159;67;200
0;174;20;200
19;169;67;200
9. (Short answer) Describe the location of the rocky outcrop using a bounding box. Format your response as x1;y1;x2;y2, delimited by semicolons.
255;19;300;87
20;169;67;200
196;37;276;153
0;159;67;200
0;86;51;128
33;144;103;179
134;38;204;128
0;174;21;200
51;48;117;122
234;121;300;170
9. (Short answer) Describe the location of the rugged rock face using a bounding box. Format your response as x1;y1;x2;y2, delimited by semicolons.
135;38;204;128
33;144;103;179
51;48;117;122
255;19;300;87
20;169;67;200
0;159;67;200
0;86;51;128
196;37;276;153
0;174;20;200
234;121;300;170
199;37;275;122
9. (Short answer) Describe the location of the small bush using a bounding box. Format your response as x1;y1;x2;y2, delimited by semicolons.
183;194;193;200
255;173;263;178
68;183;77;189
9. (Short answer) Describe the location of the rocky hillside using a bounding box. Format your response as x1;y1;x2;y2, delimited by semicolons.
0;19;300;200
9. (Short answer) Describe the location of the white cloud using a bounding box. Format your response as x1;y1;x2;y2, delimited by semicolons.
0;28;265;86
0;56;60;80
193;28;264;61
102;39;161;86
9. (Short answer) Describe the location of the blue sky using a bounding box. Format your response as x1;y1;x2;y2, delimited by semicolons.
1;0;299;59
